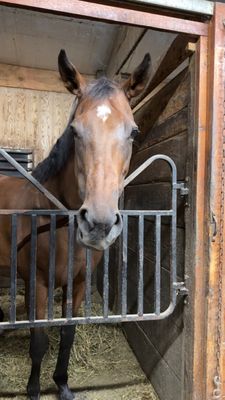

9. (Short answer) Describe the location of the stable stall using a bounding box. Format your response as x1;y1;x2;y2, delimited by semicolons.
0;1;224;400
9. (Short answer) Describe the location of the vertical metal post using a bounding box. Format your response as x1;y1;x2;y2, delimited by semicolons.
85;248;92;317
138;215;144;316
121;214;128;316
155;215;161;315
48;214;56;320
29;214;37;322
66;215;75;319
10;214;17;323
103;248;109;318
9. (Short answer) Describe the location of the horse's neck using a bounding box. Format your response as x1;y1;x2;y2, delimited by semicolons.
43;156;81;210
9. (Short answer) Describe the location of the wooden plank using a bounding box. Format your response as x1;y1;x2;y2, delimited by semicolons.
204;4;225;399
125;182;185;227
129;131;188;184
106;25;146;78
156;72;189;125
134;68;187;138
0;0;209;36
0;63;93;93
124;321;182;400
127;219;185;278
139;107;188;150
182;36;209;400
133;33;194;108
137;315;184;380
0;87;73;165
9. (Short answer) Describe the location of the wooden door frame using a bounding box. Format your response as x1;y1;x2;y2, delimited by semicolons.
0;1;224;399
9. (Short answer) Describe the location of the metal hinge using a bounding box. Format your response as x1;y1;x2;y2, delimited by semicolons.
173;282;189;296
210;211;217;242
174;182;189;196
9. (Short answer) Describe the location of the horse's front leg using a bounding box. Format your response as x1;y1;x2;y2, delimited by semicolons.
53;282;85;400
27;284;49;400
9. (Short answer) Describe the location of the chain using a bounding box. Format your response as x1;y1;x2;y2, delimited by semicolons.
212;50;225;400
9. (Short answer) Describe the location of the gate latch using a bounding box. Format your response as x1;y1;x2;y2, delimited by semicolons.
173;282;189;296
174;182;189;196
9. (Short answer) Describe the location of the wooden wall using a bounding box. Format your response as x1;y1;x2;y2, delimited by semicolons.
0;65;73;166
123;70;190;400
98;67;191;400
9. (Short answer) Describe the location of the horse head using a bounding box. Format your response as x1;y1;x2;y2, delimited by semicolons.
58;49;151;250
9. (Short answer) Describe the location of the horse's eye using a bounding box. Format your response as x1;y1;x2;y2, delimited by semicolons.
130;128;140;140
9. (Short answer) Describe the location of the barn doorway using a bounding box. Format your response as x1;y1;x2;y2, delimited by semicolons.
0;2;214;400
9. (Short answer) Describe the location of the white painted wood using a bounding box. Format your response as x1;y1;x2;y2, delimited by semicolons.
128;0;214;15
0;5;119;74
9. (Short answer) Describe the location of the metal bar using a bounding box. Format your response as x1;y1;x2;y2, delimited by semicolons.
9;214;17;323
85;249;92;317
127;0;214;16
0;302;177;330
155;215;161;315
121;214;128;316
0;149;67;210
0;209;174;216
66;215;75;319
138;215;144;316
125;154;177;187
29;214;37;322
0;0;209;36
48;214;56;320
103;248;109;318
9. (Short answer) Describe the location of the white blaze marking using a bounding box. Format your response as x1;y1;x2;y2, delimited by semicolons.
96;104;111;122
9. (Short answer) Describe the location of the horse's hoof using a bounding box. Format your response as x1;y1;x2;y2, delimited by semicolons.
59;384;75;400
29;395;40;400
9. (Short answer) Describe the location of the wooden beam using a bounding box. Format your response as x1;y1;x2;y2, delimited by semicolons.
0;0;209;36
204;3;225;399
183;35;209;400
0;63;92;93
132;33;194;108
134;67;187;139
106;25;146;78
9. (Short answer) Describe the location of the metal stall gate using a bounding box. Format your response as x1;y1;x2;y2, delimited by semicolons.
0;149;188;329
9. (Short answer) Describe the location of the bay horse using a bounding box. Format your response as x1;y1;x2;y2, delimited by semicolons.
0;49;150;399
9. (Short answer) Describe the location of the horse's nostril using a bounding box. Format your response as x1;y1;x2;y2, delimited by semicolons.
79;208;88;222
115;213;120;225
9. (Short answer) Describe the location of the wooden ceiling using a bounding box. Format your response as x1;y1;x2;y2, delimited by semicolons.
0;4;176;79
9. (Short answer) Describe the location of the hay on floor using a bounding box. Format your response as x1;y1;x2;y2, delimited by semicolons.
0;287;158;400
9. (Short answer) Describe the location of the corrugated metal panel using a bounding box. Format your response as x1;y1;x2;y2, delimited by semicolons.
124;0;214;16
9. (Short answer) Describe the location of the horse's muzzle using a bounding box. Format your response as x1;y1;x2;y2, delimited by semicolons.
76;208;123;250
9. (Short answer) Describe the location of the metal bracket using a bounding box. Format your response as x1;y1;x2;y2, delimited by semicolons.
173;282;189;296
174;182;189;196
210;211;217;242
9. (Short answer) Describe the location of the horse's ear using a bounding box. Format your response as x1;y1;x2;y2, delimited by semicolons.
58;49;86;97
122;53;151;100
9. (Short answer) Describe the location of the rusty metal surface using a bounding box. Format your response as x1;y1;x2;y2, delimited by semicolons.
0;0;209;36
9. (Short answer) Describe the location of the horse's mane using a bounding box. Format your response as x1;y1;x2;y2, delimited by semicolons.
32;127;74;184
32;78;118;184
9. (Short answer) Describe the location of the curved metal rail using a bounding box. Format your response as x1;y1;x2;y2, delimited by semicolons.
0;151;188;329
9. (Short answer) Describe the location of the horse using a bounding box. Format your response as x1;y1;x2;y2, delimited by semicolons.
0;49;151;400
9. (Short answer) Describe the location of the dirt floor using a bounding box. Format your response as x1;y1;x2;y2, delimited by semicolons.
0;288;159;400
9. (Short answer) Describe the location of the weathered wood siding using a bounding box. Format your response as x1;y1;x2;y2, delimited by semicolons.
0;85;73;165
122;70;190;400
